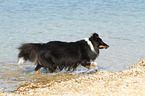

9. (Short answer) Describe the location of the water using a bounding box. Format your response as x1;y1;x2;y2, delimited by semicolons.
0;0;145;92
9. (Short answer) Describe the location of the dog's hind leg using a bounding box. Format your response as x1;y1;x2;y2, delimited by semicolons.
35;64;42;73
48;64;58;73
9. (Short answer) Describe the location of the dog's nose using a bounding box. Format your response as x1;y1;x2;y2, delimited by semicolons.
106;45;109;49
105;45;109;49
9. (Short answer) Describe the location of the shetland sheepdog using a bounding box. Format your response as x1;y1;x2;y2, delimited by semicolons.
18;33;109;73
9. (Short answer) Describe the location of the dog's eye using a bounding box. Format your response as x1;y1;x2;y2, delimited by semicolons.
100;41;104;44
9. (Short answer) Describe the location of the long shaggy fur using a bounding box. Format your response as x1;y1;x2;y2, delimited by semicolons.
18;33;109;73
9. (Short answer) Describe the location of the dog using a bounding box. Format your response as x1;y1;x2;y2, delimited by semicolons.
18;33;109;73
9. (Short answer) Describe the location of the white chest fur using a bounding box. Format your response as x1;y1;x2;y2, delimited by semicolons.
84;38;96;53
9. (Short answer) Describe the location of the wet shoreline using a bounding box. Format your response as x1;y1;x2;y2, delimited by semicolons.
1;59;145;95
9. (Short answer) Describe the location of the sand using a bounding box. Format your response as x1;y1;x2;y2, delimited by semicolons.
1;59;145;96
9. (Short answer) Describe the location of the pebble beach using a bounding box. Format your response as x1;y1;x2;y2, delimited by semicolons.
1;59;145;96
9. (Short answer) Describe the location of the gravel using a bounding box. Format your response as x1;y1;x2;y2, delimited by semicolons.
1;59;145;96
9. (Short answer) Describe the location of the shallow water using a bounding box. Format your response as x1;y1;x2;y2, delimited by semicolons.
0;0;145;92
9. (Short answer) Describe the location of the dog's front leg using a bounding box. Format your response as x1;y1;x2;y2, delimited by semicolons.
90;60;98;72
81;60;91;70
81;60;98;72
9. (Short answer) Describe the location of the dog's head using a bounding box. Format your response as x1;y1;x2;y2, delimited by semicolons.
90;33;109;49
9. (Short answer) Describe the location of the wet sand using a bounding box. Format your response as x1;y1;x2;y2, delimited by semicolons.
1;59;145;96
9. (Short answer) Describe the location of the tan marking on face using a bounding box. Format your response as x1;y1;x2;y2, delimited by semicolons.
99;45;109;49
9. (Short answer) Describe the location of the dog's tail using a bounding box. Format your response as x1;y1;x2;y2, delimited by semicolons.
18;43;41;64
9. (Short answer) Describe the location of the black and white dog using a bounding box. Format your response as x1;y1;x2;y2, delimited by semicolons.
18;33;109;73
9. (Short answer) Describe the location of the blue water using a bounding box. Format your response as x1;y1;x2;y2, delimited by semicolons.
0;0;145;92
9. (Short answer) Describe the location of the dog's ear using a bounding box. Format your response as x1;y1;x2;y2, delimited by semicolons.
93;33;99;38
